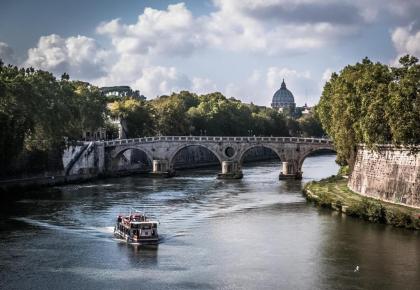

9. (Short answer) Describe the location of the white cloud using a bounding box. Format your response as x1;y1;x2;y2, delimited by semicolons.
266;67;311;90
0;42;16;65
96;1;364;58
133;66;191;97
202;1;359;55
97;3;200;56
192;77;217;94
317;67;335;93
321;68;333;83
391;24;420;64
25;34;109;79
93;3;208;97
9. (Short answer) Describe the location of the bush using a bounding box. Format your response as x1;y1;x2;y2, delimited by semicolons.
318;192;333;208
338;165;349;176
346;202;364;218
412;216;420;230
346;198;386;223
385;210;413;228
335;200;343;210
364;199;386;223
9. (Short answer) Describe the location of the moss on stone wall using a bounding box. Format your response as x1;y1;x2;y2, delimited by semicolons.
304;176;420;230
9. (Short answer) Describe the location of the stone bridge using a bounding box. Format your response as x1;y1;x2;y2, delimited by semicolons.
64;136;334;180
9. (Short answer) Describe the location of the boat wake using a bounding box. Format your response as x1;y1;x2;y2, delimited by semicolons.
12;217;115;243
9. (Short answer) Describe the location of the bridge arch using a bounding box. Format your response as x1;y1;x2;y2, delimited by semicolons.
297;146;337;172
238;144;282;166
112;146;154;161
168;143;223;170
111;147;154;172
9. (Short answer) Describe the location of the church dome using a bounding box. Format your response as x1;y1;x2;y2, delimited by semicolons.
271;79;295;109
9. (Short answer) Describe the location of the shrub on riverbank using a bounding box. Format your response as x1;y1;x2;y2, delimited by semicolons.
346;198;386;223
338;165;349;176
304;176;420;230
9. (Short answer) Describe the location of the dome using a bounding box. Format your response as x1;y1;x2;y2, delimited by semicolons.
271;79;295;109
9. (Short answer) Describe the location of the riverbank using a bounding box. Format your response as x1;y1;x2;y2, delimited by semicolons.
304;176;420;230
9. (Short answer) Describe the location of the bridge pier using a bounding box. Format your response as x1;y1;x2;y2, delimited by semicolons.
217;161;243;179
279;161;302;180
151;160;175;177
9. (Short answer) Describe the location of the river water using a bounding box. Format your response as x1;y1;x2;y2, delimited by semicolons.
0;155;419;290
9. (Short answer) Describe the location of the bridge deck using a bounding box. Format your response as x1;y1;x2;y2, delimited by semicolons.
99;136;332;147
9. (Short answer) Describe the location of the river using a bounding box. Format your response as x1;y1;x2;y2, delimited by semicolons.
0;155;419;290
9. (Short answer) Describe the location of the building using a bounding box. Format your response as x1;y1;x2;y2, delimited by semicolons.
271;79;296;113
100;86;146;100
300;103;311;115
82;127;106;140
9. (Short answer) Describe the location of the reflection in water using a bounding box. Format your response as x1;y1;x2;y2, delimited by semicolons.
117;243;159;267
0;155;419;290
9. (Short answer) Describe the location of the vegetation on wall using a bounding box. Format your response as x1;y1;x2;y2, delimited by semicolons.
316;55;420;167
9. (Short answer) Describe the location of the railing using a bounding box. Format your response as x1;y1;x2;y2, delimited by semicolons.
100;136;333;147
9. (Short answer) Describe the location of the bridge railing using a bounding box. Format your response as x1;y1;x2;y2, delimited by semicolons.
100;136;333;146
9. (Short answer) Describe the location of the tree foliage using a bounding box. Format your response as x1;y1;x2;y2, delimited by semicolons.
297;113;324;138
316;55;420;167
0;62;106;175
109;98;155;138
148;91;293;137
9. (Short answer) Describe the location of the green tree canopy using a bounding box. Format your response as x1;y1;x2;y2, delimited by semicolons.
109;98;155;138
316;55;420;167
0;62;106;175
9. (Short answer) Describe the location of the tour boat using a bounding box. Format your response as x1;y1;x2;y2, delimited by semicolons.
114;210;159;245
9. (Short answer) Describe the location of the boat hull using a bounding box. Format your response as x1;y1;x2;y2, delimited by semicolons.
114;228;159;245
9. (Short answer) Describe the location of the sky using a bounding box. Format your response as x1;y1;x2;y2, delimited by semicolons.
1;0;419;106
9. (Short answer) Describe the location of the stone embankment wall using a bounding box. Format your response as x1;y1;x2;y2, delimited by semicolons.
62;142;104;177
348;145;420;208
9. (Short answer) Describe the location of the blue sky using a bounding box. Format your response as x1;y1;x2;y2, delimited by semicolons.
1;0;419;106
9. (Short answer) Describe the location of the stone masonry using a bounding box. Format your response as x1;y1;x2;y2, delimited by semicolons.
348;145;420;208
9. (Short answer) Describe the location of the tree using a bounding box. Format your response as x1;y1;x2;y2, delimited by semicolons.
0;63;36;173
109;98;154;138
387;55;420;146
0;62;108;176
298;113;324;138
151;91;199;135
316;55;420;168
